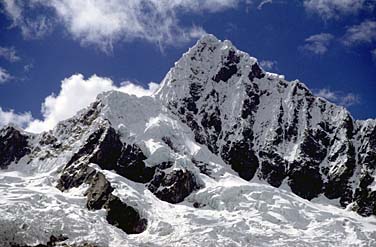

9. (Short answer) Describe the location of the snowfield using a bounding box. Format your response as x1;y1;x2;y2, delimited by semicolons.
1;165;376;247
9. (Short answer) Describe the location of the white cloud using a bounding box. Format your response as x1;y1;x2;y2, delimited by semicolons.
315;88;338;101
2;0;240;52
372;48;376;60
315;88;360;107
0;67;13;84
0;107;33;129
188;26;208;39
257;0;273;10
119;81;159;98
26;74;159;133
302;33;334;55
343;20;376;46
339;93;360;107
303;0;367;19
259;60;277;70
24;63;33;72
2;0;54;39
0;46;20;62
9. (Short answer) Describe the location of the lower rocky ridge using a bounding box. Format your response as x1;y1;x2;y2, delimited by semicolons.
10;235;98;247
56;123;200;234
58;165;147;235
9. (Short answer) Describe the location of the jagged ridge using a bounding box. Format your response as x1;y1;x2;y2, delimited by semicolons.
156;34;376;215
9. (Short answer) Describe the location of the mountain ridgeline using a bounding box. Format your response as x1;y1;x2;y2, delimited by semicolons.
1;35;376;238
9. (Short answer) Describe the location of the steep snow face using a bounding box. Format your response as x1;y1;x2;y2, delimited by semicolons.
155;34;376;214
1;35;376;246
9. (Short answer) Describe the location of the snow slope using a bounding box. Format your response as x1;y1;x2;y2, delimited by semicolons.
1;163;376;247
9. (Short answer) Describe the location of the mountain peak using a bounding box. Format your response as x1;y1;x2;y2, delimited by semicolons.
2;36;376;246
155;34;261;104
196;33;221;46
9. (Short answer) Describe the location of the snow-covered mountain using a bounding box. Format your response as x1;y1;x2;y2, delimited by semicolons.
1;35;376;247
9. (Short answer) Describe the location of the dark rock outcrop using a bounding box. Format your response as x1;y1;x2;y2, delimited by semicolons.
85;171;147;234
58;165;147;234
85;172;114;210
105;195;147;234
10;235;69;247
56;126;147;234
222;137;259;181
0;126;30;169
248;63;265;82
116;144;154;183
213;50;240;83
148;169;198;203
10;234;98;247
57;121;199;226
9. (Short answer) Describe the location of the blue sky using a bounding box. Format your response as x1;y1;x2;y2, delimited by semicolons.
0;0;375;132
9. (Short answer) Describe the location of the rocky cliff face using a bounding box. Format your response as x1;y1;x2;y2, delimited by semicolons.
155;35;376;216
0;126;30;169
0;35;375;246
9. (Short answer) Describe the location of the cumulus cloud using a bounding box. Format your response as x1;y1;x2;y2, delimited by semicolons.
0;107;33;129
259;60;277;70
0;46;20;62
26;74;159;133
119;81;160;98
303;0;367;19
302;33;334;55
2;0;239;52
0;67;13;84
315;88;360;107
342;20;376;46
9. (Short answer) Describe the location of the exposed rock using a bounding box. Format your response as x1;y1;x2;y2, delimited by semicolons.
213;50;240;82
0;126;30;169
10;235;68;247
222;139;259;181
10;234;97;247
353;172;376;216
56;125;148;235
88;126;123;171
116;144;154;183
148;169;198;203
63;125;153;184
248;63;265;82
258;151;287;188
56;164;96;191
104;194;147;234
85;172;114;210
221;125;259;181
288;163;323;200
58;165;147;234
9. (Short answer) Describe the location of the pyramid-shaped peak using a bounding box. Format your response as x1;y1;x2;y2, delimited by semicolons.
171;34;257;73
190;34;237;55
196;34;221;45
